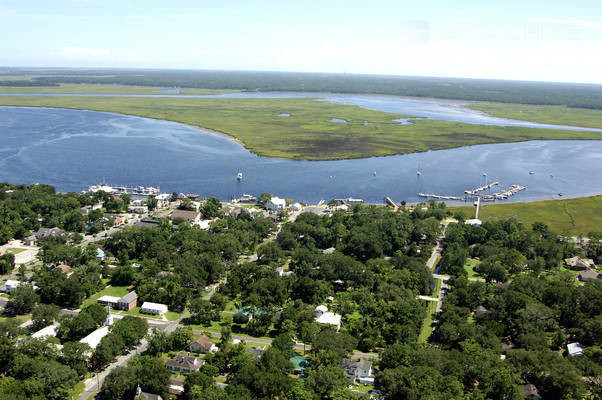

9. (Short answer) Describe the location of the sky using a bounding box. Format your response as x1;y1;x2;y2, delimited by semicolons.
1;0;602;84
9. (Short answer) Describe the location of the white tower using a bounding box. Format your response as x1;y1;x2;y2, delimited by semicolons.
105;305;114;326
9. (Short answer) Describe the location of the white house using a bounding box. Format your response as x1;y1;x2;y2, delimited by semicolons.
465;218;482;226
567;342;585;357
290;202;303;211
141;301;169;315
266;197;286;211
315;305;341;331
31;324;58;339
341;358;374;385
4;280;37;293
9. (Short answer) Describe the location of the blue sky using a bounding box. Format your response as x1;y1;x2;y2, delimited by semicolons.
2;0;602;83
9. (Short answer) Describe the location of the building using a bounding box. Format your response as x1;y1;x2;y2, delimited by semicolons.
3;279;37;293
315;305;342;331
247;347;266;359
564;256;595;271
165;354;205;373
465;218;482;227
96;248;105;260
31;324;59;339
341;358;375;385
24;227;64;246
97;291;138;311
188;334;218;353
578;269;601;282
140;301;168;315
290;202;303;211
135;385;162;400
265;196;286;211
170;210;201;224
80;326;110;350
54;264;72;276
567;342;585;357
128;205;148;214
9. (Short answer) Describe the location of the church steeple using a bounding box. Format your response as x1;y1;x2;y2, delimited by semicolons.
105;304;114;326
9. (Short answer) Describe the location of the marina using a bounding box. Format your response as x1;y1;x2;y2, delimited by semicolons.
85;184;160;197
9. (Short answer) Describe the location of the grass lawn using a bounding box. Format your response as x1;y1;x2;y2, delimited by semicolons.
418;301;438;344
468;102;602;130
70;381;85;399
1;96;602;160
431;278;442;297
0;83;235;95
464;258;483;279
450;195;602;236
0;313;32;324
81;285;130;308
6;248;26;254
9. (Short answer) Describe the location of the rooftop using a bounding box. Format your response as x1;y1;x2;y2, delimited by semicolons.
80;326;110;350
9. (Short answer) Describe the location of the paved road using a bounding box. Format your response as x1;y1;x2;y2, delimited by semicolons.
78;336;149;400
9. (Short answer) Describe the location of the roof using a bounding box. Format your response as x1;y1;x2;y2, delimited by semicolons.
5;279;22;287
268;197;286;206
119;291;138;304
316;311;342;327
97;295;121;304
565;256;595;267
524;384;541;399
465;218;482;226
31;324;58;339
170;209;200;221
141;302;168;313
79;326;110;349
188;334;214;351
315;305;328;313
55;264;71;274
165;354;204;370
579;269;601;280
357;359;372;371
567;342;585;356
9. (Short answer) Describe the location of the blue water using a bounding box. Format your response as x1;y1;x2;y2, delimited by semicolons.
1;106;601;203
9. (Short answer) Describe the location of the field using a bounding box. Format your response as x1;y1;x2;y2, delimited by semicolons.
1;96;602;160
468;102;602;129
451;195;602;235
0;83;233;95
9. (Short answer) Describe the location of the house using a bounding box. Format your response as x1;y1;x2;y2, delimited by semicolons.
170;210;201;224
465;218;482;227
97;295;121;308
578;269;601;281
135;385;162;400
265;196;286;211
54;264;72;276
564;256;595;271
567;342;585;357
24;227;64;246
165;354;205;373
31;324;59;339
475;305;491;315
247;347;266;359
341;358;375;385
188;334;218;353
315;305;342;331
290;202;303;211
118;291;138;311
140;301;168;315
128;205;148;214
275;267;294;277
3;280;37;293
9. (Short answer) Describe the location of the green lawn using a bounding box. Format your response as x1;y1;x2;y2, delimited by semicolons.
418;301;438;344
81;285;130;308
1;96;602;160
464;258;484;279
0;313;32;324
468;102;602;130
451;195;602;236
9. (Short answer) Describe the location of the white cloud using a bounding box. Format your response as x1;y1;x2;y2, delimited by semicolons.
58;46;109;57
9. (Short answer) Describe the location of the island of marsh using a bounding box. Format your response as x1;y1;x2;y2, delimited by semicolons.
0;83;234;95
1;96;602;160
468;102;602;129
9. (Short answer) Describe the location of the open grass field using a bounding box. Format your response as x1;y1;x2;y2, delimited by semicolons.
1;96;602;160
468;102;602;129
450;195;602;235
0;83;234;95
418;301;437;344
464;258;483;279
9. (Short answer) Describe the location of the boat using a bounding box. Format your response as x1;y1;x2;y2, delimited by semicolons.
558;193;563;197
329;175;334;179
237;172;243;181
529;171;534;175
373;171;377;176
416;170;421;176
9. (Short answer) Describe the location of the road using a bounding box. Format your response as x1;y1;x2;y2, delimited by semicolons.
78;337;149;400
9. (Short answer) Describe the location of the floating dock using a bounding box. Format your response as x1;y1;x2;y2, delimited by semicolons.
464;181;499;195
85;184;160;196
334;197;364;204
418;193;466;201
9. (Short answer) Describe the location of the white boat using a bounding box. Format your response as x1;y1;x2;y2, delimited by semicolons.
373;171;377;176
237;172;243;181
416;170;421;176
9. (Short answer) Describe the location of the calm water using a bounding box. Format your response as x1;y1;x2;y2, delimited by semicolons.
1;106;601;203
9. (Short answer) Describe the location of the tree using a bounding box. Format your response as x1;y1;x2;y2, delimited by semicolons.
170;327;194;350
82;303;108;326
6;284;39;315
58;312;97;342
93;333;124;368
130;355;171;398
146;196;158;212
0;253;15;275
305;365;348;399
201;197;222;218
257;193;272;208
111;316;148;348
60;341;92;378
178;198;196;211
101;366;137;399
32;303;59;328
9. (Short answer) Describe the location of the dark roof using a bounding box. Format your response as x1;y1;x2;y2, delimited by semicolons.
357;359;372;371
119;291;138;304
579;269;601;281
164;354;204;371
35;227;63;239
475;305;491;315
170;210;200;221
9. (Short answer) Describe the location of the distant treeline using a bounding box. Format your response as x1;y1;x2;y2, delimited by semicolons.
28;69;602;109
0;80;59;87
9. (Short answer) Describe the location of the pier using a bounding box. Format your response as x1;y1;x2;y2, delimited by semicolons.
86;184;160;197
384;196;398;207
464;181;499;195
418;193;466;201
334;197;364;205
